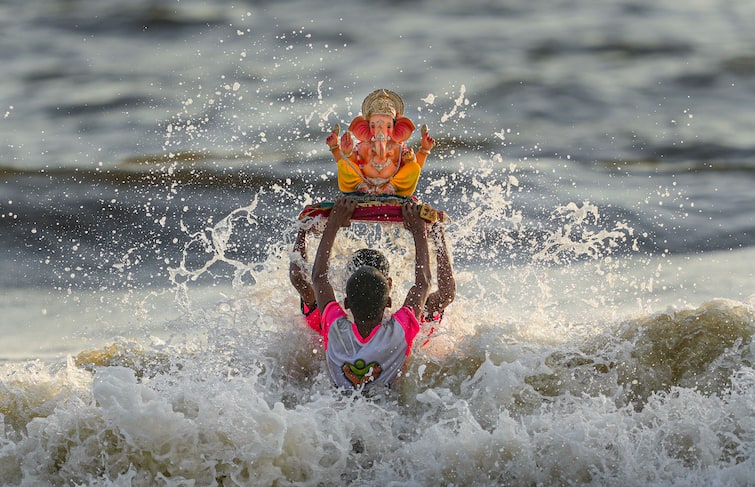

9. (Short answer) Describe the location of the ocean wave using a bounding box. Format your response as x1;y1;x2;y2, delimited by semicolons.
2;156;752;292
0;160;285;188
600;145;755;173
24;0;231;36
1;298;752;485
526;299;755;407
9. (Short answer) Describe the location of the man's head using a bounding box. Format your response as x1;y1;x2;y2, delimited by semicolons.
344;265;391;324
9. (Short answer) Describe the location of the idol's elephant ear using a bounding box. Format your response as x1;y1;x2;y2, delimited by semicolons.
392;116;416;143
349;116;372;143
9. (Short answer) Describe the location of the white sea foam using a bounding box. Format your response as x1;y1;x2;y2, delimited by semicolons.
1;215;753;485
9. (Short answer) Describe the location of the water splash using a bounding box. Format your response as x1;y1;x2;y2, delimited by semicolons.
2;296;751;485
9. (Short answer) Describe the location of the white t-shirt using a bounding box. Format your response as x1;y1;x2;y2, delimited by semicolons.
320;301;420;389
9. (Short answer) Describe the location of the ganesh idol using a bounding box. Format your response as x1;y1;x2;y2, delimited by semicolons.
325;89;435;197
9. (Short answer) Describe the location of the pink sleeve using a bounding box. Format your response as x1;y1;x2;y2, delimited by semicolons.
302;302;322;333
321;301;347;337
392;306;421;352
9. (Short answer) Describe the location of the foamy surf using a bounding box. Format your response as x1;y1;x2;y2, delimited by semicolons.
1;294;753;486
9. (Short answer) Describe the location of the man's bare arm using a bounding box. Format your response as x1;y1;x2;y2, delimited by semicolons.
401;202;431;318
312;198;357;313
425;223;456;318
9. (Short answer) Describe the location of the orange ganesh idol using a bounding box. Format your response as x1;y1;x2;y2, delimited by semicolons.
326;89;435;197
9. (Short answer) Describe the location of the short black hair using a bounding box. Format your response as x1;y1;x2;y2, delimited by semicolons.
345;266;390;323
349;249;390;277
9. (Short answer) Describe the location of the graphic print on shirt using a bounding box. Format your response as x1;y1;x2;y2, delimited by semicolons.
342;358;382;387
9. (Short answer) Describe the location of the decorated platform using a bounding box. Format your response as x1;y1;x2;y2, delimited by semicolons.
297;196;448;226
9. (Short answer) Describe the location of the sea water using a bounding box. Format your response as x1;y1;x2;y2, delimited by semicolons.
1;181;752;485
1;238;753;485
2;0;754;485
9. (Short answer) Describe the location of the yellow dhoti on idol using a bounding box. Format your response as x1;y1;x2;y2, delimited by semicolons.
336;157;422;197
